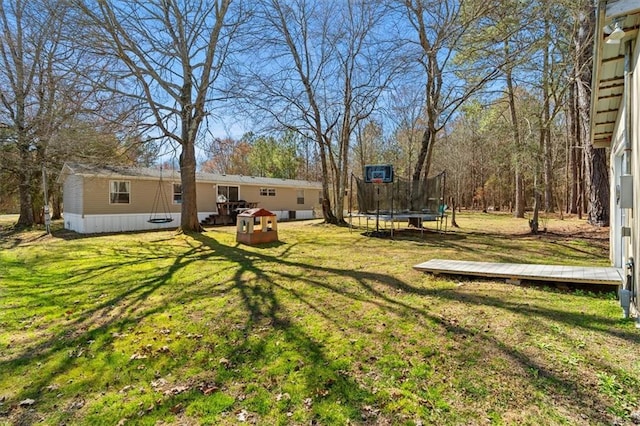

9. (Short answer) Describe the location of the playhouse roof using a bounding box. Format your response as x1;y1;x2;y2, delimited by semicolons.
238;208;276;217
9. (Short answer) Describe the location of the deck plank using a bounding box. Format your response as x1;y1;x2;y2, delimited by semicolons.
413;259;623;286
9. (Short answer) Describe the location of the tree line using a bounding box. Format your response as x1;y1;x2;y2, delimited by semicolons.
0;0;606;232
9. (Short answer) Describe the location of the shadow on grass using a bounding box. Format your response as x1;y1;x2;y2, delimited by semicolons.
351;224;606;265
358;229;468;243
189;233;637;423
1;229;637;424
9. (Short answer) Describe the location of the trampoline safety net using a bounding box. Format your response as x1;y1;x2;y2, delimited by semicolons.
354;171;445;214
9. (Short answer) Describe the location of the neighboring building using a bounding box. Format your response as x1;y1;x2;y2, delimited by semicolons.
58;163;322;234
591;1;640;323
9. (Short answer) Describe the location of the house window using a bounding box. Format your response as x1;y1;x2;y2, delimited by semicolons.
297;189;304;204
109;181;130;204
173;183;182;204
260;188;276;196
218;185;239;202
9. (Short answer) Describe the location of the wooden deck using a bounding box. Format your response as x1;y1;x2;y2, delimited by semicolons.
413;259;623;286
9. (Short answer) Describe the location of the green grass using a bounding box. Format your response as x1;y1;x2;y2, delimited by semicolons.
0;212;639;425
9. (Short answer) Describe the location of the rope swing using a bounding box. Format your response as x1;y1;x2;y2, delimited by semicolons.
148;166;174;224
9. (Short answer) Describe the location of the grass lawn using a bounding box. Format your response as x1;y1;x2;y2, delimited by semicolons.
1;212;639;425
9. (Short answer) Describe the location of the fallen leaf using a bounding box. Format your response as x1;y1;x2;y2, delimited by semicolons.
129;353;147;360
276;392;290;401
69;399;85;410
200;386;219;395
237;409;249;422
150;378;167;389
164;385;189;396
19;398;35;406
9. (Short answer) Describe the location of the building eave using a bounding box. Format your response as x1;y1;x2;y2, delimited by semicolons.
591;1;640;148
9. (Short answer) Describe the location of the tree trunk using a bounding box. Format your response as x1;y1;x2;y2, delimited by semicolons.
409;128;434;229
52;186;62;220
17;143;35;227
584;146;609;226
412;128;433;182
574;4;607;226
504;51;524;219
541;9;554;213
568;83;579;214
529;192;540;234
334;89;351;225
179;140;203;232
543;127;554;212
450;196;459;228
318;135;338;224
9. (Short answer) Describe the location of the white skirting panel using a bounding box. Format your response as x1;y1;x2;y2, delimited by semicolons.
270;210;316;221
63;212;214;234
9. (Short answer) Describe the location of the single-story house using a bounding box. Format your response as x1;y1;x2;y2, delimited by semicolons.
591;1;640;322
58;162;323;234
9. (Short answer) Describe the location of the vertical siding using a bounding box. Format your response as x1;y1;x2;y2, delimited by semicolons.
63;211;219;234
63;175;83;214
631;33;640;315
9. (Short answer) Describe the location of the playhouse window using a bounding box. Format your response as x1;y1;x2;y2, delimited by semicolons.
260;188;276;196
297;189;304;204
110;181;130;204
173;183;182;204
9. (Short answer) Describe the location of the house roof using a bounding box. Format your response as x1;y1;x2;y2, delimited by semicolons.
59;162;322;189
591;0;640;148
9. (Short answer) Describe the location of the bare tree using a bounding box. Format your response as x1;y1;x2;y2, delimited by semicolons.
387;84;426;181
0;0;122;226
241;0;399;223
74;0;243;232
201;136;252;175
402;0;502;196
353;120;385;177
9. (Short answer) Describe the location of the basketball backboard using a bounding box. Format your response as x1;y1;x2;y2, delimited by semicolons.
364;164;394;183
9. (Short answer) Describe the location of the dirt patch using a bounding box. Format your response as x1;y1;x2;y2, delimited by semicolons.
0;226;53;249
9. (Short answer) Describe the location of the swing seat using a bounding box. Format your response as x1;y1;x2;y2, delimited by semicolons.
147;218;174;224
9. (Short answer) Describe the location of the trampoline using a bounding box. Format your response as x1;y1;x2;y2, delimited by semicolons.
349;170;447;238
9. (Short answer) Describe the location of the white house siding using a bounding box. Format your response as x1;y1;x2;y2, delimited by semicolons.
607;23;640;319
611;102;628;269
62;211;215;234
270;210;317;221
630;33;640;318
